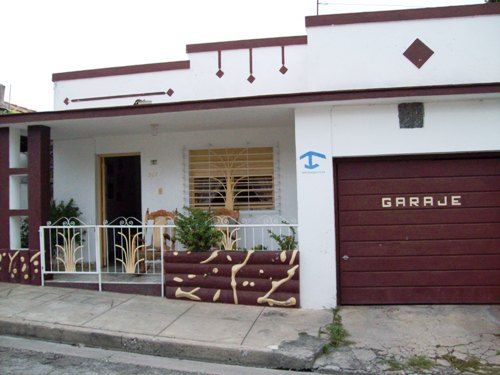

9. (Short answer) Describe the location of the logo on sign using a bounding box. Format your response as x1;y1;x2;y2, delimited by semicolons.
299;151;326;170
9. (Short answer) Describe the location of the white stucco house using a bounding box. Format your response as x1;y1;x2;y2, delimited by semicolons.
0;3;499;309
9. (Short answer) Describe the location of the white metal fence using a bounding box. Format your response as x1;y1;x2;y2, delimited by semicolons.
39;217;298;297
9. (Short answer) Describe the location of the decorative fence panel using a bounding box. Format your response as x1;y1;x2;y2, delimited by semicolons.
38;218;299;306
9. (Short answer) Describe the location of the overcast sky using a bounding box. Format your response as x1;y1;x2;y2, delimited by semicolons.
1;0;483;111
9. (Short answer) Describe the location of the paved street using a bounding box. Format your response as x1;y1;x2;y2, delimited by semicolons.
0;335;305;375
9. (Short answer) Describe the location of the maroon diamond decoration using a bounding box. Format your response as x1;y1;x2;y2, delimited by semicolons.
166;88;174;97
63;97;70;105
216;69;224;78
403;38;434;69
279;65;288;75
247;74;255;83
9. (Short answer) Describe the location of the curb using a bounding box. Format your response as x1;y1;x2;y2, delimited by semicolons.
0;317;324;370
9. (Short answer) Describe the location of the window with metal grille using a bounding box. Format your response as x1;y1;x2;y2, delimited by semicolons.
189;147;275;211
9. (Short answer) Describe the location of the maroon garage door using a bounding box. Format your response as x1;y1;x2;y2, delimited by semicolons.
336;155;500;305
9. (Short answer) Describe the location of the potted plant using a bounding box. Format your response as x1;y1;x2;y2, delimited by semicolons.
174;207;222;252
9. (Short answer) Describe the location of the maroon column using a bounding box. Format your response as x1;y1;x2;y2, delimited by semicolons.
28;125;51;284
0;128;9;251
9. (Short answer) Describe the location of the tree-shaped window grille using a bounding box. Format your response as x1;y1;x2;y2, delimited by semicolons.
189;147;275;211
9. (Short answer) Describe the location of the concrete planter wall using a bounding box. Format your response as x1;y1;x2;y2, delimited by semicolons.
0;249;41;285
164;250;300;308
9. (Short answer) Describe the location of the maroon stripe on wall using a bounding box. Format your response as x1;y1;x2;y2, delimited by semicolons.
306;3;500;27
52;60;190;82
1;82;499;126
71;91;168;103
186;35;308;53
0;128;9;249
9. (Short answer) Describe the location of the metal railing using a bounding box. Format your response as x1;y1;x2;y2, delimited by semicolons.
39;217;298;297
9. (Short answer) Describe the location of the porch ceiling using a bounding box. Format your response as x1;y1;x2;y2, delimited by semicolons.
17;106;295;140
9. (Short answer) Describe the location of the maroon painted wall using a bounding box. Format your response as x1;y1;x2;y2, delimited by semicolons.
165;250;300;307
0;126;51;285
0;128;9;250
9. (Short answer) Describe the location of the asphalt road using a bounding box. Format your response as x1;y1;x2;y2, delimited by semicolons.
1;346;185;375
0;335;304;375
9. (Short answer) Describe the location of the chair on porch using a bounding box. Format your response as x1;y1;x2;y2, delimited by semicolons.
139;209;176;273
212;208;240;250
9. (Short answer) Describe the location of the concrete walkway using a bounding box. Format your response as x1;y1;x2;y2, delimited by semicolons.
0;282;331;369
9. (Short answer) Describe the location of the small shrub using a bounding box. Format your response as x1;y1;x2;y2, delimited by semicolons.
384;358;406;371
268;222;297;250
442;354;482;372
320;308;350;351
407;355;434;370
239;244;268;252
20;199;83;249
50;199;83;222
174;207;222;252
252;244;268;251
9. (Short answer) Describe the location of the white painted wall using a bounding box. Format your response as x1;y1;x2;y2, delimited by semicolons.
330;98;500;157
53;126;297;225
294;108;337;309
293;97;500;308
54;14;500;111
54;45;307;110
53;138;97;223
306;16;500;91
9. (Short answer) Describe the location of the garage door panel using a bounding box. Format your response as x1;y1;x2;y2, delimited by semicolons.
341;270;500;287
341;255;500;272
342;239;500;257
337;156;500;305
339;192;500;211
337;158;500;180
338;176;500;195
339;207;500;225
340;286;500;305
340;223;500;241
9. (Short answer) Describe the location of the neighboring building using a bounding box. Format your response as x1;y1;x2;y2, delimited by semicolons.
0;84;35;114
0;3;499;309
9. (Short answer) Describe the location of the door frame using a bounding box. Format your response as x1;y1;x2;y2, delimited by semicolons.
96;153;141;267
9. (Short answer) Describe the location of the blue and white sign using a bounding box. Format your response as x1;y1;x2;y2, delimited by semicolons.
299;150;326;171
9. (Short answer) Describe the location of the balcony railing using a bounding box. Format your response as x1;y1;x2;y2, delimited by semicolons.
39;217;298;297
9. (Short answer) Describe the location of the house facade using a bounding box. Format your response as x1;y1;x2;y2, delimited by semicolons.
0;4;499;309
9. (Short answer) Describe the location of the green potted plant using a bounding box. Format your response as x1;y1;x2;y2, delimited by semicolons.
268;222;298;251
174;207;222;252
20;199;83;249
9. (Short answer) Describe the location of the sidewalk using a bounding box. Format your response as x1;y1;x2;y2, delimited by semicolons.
315;305;500;374
0;282;331;370
2;283;498;374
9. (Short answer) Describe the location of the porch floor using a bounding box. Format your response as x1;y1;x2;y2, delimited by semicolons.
47;273;161;284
